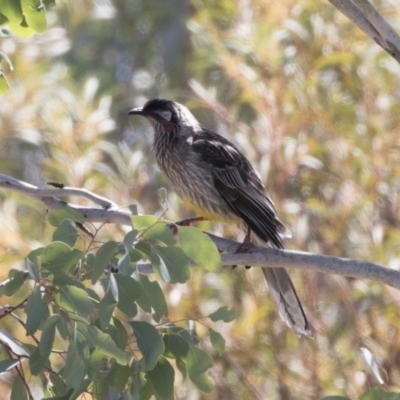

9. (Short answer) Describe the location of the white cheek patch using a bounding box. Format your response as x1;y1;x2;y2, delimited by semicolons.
157;110;172;121
186;136;193;145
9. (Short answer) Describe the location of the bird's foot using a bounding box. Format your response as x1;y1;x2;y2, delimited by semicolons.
233;227;252;269
235;227;252;253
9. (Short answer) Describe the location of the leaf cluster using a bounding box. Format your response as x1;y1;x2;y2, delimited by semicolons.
0;210;233;399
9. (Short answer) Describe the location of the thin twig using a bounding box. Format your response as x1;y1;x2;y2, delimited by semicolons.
4;348;33;400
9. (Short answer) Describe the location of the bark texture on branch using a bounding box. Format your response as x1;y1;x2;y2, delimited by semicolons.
1;173;400;290
329;0;400;63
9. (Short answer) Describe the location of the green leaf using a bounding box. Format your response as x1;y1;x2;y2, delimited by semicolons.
87;348;114;381
56;285;95;317
39;314;59;357
178;226;221;271
46;372;67;397
11;375;27;400
146;357;174;400
105;387;119;400
130;321;164;371
134;240;151;259
322;397;351;400
21;0;47;32
26;255;40;282
0;71;9;94
117;252;131;275
112;317;128;351
208;306;237;322
40;244;78;267
0;0;23;23
91;241;118;284
121;393;134;400
63;335;89;390
0;359;20;373
105;273;119;301
209;329;225;355
47;208;85;226
176;357;186;380
29;345;50;375
68;312;91;325
138;379;155;400
102;364;131;392
3;270;26;296
52;219;79;247
153;246;191;283
99;290;117;330
0;14;9;26
114;274;142;317
163;325;193;359
7;20;35;37
136;275;168;322
56;315;69;340
143;222;175;246
86;325;129;365
0;328;29;356
25;286;46;335
99;274;119;330
131;363;147;400
359;389;400;400
132;215;161;230
68;378;91;400
123;229;138;252
41;242;83;274
186;346;213;393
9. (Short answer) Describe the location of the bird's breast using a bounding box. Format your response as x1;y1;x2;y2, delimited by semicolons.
154;142;236;222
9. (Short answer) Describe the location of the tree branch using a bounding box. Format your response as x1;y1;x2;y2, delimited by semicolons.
329;0;400;63
0;174;132;225
1;173;400;291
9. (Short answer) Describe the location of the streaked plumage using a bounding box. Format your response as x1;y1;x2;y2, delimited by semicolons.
129;99;311;336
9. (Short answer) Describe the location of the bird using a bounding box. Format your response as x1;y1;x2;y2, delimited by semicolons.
129;98;311;337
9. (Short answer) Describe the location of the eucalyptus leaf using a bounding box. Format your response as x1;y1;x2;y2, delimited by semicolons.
178;226;221;271
209;328;225;355
208;306;237;323
11;375;27;400
186;346;213;393
91;241;118;284
136;275;168;322
130;321;164;371
114;274;142;317
52;219;79;247
56;285;95;317
0;359;21;374
146;357;174;400
25;286;46;335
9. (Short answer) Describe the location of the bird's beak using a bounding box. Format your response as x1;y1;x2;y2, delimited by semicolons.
128;107;145;115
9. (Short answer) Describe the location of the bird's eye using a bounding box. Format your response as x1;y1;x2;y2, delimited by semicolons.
156;110;172;121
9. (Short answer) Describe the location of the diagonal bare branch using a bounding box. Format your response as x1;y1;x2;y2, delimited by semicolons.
1;173;400;291
329;0;400;63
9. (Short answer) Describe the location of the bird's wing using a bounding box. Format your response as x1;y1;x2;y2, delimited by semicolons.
191;132;285;248
192;132;310;336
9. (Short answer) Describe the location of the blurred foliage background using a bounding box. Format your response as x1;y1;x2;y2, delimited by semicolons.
1;0;400;398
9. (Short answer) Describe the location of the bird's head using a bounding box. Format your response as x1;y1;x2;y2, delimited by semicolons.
129;99;201;134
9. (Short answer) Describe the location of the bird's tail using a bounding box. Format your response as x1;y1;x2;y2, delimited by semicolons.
262;267;311;337
251;232;311;337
